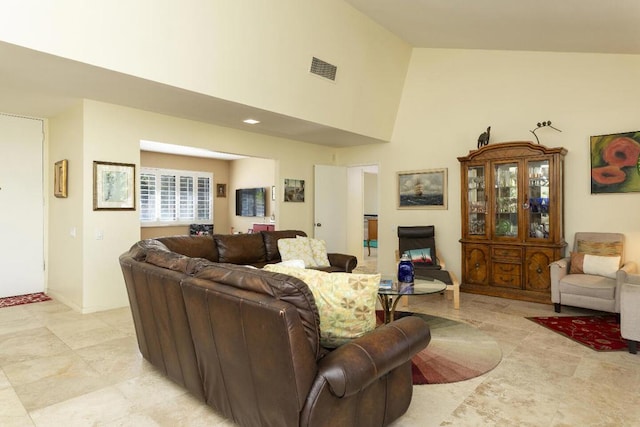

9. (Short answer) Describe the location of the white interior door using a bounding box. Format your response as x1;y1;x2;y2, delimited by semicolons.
0;114;44;298
314;165;347;253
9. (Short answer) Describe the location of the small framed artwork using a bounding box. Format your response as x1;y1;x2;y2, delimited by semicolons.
54;159;68;198
590;131;640;194
284;179;305;202
216;183;227;198
397;168;447;209
271;185;276;201
93;161;136;210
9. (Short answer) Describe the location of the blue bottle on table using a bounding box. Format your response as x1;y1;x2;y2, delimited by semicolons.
398;253;414;285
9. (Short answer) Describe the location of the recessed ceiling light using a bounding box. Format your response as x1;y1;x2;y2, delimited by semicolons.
243;118;260;125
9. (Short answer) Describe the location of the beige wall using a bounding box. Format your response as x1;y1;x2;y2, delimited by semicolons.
338;48;640;279
0;0;410;141
229;157;276;234
364;172;378;215
48;99;334;312
48;103;84;311
15;5;640;312
139;151;231;239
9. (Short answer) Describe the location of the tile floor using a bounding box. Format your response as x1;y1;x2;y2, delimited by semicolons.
1;281;639;426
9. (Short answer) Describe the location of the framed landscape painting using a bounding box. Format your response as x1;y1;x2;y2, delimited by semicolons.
397;168;447;209
590;131;640;194
93;161;136;210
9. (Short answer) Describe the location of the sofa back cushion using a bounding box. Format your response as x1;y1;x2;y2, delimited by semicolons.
573;232;625;268
145;249;214;275
262;230;306;261
145;249;192;273
157;235;219;262
194;263;320;357
214;233;266;264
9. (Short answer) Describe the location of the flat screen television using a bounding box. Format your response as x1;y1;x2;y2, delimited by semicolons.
235;187;266;217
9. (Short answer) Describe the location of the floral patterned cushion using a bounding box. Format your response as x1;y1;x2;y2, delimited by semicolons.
296;236;331;267
277;238;318;267
263;264;380;348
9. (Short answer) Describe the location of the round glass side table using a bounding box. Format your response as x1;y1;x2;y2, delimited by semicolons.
377;277;447;323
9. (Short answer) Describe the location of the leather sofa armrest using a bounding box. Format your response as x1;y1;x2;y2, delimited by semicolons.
316;316;430;398
327;253;358;273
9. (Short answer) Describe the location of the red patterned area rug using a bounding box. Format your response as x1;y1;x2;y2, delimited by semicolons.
527;315;626;351
0;292;52;308
377;311;502;385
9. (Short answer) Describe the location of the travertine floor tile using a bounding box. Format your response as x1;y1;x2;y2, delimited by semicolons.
0;327;70;366
29;386;134;427
75;336;152;383
2;292;640;426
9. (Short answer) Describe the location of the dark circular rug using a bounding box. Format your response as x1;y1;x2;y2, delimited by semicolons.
385;311;503;385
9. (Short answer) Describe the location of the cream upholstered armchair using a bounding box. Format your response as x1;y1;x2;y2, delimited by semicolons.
550;232;637;313
621;272;640;354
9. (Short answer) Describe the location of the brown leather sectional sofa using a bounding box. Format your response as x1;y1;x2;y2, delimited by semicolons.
119;230;431;427
154;229;357;272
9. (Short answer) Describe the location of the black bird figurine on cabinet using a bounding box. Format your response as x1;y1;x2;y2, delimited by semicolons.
477;126;491;149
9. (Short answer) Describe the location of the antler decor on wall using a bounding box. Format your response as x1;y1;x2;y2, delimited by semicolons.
530;121;562;144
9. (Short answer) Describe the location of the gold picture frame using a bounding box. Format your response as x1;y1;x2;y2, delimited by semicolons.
93;161;136;210
54;159;68;198
397;168;448;210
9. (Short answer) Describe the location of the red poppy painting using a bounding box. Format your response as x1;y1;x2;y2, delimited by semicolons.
590;131;640;193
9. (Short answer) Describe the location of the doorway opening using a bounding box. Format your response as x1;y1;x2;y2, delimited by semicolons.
353;165;378;274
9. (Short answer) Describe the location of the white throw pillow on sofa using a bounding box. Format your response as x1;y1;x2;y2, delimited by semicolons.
583;254;621;279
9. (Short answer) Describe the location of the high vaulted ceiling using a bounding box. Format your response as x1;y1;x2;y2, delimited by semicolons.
1;2;638;150
345;0;640;55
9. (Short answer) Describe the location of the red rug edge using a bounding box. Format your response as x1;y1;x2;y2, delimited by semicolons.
526;314;628;352
0;292;52;308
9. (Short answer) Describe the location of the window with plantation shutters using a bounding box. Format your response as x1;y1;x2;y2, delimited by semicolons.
160;174;177;221
197;177;210;220
179;176;194;220
140;167;213;225
139;173;156;222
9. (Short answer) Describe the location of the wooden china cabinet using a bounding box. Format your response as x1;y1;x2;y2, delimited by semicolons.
458;142;567;303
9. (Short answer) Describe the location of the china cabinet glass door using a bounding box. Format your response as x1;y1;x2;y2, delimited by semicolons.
527;159;550;239
467;165;486;236
494;163;518;238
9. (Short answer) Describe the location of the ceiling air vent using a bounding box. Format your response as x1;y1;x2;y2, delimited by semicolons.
310;57;337;81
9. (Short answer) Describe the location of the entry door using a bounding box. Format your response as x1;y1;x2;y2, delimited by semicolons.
314;165;347;253
0;114;44;298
